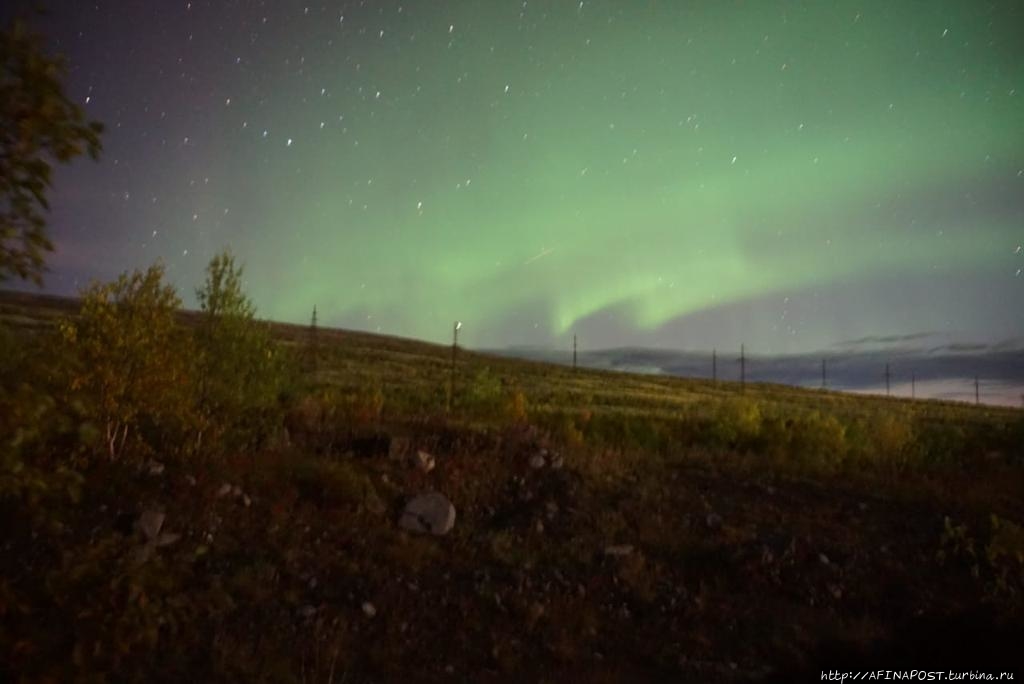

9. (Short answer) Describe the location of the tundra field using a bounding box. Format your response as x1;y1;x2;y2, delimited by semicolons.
1;289;1023;682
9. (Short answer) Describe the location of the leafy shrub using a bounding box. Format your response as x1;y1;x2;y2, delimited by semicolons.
462;367;503;416
987;515;1024;598
194;250;290;454
787;411;847;470
706;397;762;448
59;264;195;460
507;388;529;424
871;413;914;460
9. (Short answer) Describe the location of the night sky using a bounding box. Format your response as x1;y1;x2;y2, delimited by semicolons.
6;1;1024;353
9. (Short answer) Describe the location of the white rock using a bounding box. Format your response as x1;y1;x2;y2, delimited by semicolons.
413;450;436;473
528;454;546;469
137;510;165;541
399;492;456;536
362;601;377;618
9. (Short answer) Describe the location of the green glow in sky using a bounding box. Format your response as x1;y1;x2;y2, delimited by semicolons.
34;0;1024;351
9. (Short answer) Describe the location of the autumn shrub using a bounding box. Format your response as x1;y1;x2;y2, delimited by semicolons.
461;366;504;417
507;388;529;424
867;412;916;472
786;410;847;470
347;380;385;426
194;250;291;454
59;263;196;461
284;386;344;452
938;515;1024;603
0;355;85;520
913;421;968;467
704;396;762;449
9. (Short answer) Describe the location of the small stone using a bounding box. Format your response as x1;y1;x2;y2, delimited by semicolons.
146;459;165;476
362;601;377;618
706;513;723;531
818;553;831;566
604;544;634;557
529;453;546;469
231;485;243;498
243;494;252;507
413;450;436;473
399;492;456;536
137;511;165;541
216;483;232;498
155;532;181;547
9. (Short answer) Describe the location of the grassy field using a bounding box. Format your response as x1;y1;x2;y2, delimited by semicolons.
2;288;1023;682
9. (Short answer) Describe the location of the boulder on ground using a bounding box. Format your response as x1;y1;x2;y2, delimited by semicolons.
399;492;456;536
137;510;165;541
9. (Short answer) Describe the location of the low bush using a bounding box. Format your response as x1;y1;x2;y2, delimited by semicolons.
59;263;196;462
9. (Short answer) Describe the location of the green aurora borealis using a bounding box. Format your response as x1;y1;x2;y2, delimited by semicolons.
16;0;1024;351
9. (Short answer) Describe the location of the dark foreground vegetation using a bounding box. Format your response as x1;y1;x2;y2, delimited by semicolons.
2;263;1024;682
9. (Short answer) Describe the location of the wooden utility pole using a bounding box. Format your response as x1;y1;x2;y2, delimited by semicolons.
448;321;461;413
740;344;746;390
573;334;577;371
975;375;980;405
308;305;319;372
712;348;717;383
821;358;827;389
885;362;891;397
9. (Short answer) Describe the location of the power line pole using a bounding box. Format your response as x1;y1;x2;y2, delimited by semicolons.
712;348;717;383
448;321;461;413
884;362;891;397
573;334;577;371
821;358;827;389
308;305;319;372
975;375;980;405
911;371;916;399
740;344;746;390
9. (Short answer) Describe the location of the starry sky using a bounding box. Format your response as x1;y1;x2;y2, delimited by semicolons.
6;0;1024;353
